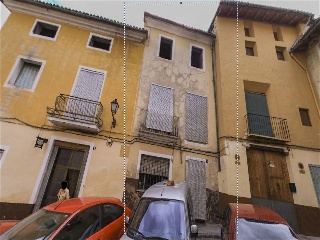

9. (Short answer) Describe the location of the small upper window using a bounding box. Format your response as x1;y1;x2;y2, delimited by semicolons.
191;45;204;70
243;21;254;37
87;33;113;53
30;19;60;40
244;28;250;37
158;36;174;60
272;25;283;41
299;108;312;126
275;46;286;61
245;41;256;56
4;56;45;91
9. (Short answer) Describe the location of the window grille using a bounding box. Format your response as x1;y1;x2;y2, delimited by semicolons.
138;154;170;190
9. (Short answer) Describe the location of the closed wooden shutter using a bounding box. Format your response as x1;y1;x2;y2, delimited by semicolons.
14;62;40;89
185;93;208;144
186;158;206;220
146;84;174;132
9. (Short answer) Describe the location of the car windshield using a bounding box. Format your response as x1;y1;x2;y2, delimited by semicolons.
0;209;70;240
128;198;186;240
236;218;298;240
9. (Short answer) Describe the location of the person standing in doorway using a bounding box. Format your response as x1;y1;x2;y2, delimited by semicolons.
57;181;70;201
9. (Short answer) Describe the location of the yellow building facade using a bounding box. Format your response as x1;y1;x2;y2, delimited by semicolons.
211;2;320;236
125;12;219;222
0;0;147;219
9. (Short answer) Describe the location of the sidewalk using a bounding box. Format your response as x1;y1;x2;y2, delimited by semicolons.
197;223;320;240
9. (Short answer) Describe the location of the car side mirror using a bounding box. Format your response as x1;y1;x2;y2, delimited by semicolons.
190;224;198;238
125;216;130;227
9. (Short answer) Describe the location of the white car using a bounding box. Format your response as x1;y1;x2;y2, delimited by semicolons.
121;181;198;240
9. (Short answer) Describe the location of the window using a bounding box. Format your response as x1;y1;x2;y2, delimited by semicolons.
87;33;113;53
276;51;285;60
185;93;208;144
299;108;312;126
4;56;45;91
243;21;254;37
30;19;60;40
275;46;286;61
138;154;170;190
245;41;256;56
158;36;174;60
146;84;174;133
309;165;320;207
272;25;283;41
55;205;100;239
190;45;204;70
244;28;250;37
101;204;123;227
246;47;254;56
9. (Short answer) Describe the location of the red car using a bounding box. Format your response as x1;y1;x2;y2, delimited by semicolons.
0;197;132;240
221;203;299;240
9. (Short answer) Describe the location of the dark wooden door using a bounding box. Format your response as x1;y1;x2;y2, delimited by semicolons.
247;148;293;203
40;147;86;207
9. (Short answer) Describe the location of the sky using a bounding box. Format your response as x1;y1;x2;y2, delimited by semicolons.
1;0;320;30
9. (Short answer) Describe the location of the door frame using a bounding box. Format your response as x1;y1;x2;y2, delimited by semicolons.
30;136;94;206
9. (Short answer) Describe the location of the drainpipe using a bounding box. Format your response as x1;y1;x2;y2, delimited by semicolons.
211;40;221;172
290;53;320;118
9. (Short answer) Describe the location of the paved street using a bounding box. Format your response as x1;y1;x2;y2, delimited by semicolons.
197;223;320;240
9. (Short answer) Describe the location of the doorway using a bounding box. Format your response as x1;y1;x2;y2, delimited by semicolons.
247;148;299;232
34;141;89;210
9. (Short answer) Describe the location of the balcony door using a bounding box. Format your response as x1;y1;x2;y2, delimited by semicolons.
245;92;273;137
67;67;105;123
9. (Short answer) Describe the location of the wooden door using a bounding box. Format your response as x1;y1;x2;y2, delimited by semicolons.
247;148;293;203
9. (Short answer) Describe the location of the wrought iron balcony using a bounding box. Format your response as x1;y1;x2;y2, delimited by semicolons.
245;113;290;141
47;94;103;133
139;110;179;143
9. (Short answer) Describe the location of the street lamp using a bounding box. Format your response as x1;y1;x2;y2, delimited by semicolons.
34;136;48;149
111;99;119;128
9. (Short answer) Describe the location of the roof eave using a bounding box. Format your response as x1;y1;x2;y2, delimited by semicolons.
3;0;148;43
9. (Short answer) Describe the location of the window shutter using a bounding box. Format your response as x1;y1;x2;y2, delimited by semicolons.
14;62;40;89
186;158;206;220
67;68;105;122
146;84;174;132
185;93;208;143
73;68;104;101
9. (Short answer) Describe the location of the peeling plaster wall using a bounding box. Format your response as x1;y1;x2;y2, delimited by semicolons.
127;20;219;219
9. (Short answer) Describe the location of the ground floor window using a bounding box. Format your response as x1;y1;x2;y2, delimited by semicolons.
138;154;170;190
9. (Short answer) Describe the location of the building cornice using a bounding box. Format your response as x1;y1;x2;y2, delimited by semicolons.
144;12;215;46
3;0;148;43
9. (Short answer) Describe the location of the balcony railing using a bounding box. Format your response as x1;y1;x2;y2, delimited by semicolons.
245;113;290;141
47;94;103;133
139;110;179;142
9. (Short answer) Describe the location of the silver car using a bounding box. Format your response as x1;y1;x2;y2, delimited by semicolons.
121;181;198;240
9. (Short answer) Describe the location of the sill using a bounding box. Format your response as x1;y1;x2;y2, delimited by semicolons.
29;33;57;41
157;56;174;62
86;45;111;53
190;65;205;72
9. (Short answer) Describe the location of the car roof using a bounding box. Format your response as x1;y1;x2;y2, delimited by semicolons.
142;181;188;202
229;203;287;224
43;197;122;214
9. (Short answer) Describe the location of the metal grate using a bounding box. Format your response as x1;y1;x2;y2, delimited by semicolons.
138;154;170;190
